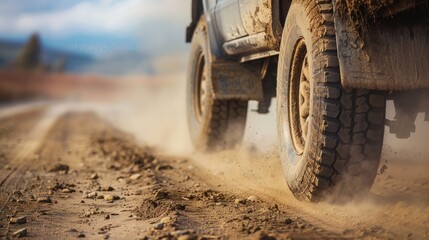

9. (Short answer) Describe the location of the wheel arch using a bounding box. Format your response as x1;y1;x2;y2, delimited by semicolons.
186;0;204;43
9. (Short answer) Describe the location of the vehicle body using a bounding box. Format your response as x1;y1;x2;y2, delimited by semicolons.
186;0;429;201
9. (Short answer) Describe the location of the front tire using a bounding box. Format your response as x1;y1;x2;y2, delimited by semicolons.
277;0;386;202
187;18;248;151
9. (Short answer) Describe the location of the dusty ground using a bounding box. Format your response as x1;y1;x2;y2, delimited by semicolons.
0;75;428;239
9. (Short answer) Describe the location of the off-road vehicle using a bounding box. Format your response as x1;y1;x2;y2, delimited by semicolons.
185;0;429;201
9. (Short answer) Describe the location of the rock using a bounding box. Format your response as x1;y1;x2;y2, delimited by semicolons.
175;204;186;211
12;190;23;197
65;228;79;233
129;173;142;180
171;230;191;237
160;217;172;224
90;173;99;180
156;164;173;171
77;232;86;238
178;236;194;240
134;190;143;195
48;164;70;173
83;192;97;199
37;196;52;203
9;216;27;224
154;190;168;199
234;198;247;205
62;188;73;193
101;186;114;191
104;214;110;220
258;232;277;240
13;228;27;238
285;218;293;225
4;165;12;170
153;222;164;230
247;196;258;202
104;195;120;202
97;195;105;199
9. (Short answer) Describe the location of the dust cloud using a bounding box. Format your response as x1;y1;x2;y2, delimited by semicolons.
64;51;429;238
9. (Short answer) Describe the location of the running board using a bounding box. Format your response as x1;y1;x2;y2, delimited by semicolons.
223;32;271;56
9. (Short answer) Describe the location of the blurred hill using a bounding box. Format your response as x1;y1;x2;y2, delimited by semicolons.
0;38;186;76
0;38;94;72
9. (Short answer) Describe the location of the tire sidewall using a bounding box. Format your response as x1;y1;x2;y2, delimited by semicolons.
277;3;316;194
187;18;213;149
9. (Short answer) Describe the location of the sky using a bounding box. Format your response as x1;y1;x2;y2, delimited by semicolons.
0;0;190;57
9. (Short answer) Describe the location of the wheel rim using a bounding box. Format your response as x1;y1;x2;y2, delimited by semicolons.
194;51;207;122
288;39;310;155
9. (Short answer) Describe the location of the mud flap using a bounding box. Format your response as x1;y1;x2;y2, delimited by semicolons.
334;9;429;91
210;62;263;101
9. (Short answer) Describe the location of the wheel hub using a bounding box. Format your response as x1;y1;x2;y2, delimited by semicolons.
299;55;310;140
288;40;311;155
194;52;207;122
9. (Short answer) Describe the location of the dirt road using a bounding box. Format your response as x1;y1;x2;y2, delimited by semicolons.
0;72;429;239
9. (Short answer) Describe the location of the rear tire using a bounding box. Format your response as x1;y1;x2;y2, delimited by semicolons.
187;18;248;151
277;0;386;202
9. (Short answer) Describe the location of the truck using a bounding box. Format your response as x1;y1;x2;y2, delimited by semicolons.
185;0;429;202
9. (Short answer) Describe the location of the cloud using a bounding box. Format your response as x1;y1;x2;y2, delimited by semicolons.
0;0;190;36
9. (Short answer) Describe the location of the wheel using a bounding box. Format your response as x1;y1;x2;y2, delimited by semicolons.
187;18;248;151
276;0;386;202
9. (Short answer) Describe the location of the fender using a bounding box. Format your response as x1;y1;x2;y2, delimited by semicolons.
334;4;429;91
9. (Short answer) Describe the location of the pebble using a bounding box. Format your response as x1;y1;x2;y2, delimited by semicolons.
101;186;115;191
83;192;97;199
129;173;142;180
178;235;193;240
37;196;52;203
285;218;293;225
62;188;73;193
171;230;194;237
234;198;247;205
156;164;173;171
13;228;27;238
175;204;186;211
10;216;27;224
104;195;120;202
90;173;99;180
48;164;70;173
160;217;172;224
258;233;277;240
153;222;164;230
247;196;258;202
12;190;23;197
154;190;168;199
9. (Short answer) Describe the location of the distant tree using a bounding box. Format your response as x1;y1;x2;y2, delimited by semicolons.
15;33;41;71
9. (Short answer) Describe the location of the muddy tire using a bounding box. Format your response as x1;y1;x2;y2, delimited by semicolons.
276;0;386;202
187;18;248;151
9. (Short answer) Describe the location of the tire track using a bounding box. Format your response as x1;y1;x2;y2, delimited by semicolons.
0;105;72;238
